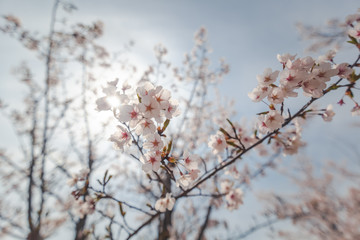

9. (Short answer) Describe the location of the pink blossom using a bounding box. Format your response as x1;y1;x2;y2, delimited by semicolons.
256;68;279;86
299;56;315;69
143;133;164;151
279;84;298;98
348;22;360;39
164;99;181;119
302;78;326;98
117;104;141;128
208;131;227;155
282;135;306;156
322;104;335;122
135;118;156;136
336;63;353;78
136;81;157;98
154;87;171;109
225;188;244;210
258;110;284;134
155;193;175;212
351;104;360;116
183;151;200;170
141;152;161;173
73;196;95;218
248;85;271;102
188;169;200;181
345;13;360;25
176;174;193;189
221;180;233;193
277;53;296;65
312;62;338;82
96;96;111;111
317;49;337;63
279;69;306;87
225;165;241;179
267;87;285;104
109;125;132;151
102;79;118;95
138;97;161;120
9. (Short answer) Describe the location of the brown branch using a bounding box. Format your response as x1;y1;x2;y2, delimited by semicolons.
126;213;160;240
196;204;212;240
176;53;360;201
37;0;60;231
27;96;38;232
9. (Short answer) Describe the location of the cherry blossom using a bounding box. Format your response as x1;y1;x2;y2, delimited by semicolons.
221;179;233;193
322;104;335;122
143;133;164;151
258;110;284;134
225;189;244;210
279;69;306;87
141;152;161;173
336;63;353;78
280;84;298;98
73;196;95;219
96;79;127;111
135;118;156;136
136;81;157;98
67;168;90;187
154;87;171;109
164;99;181;119
109;125;132;151
188;169;200;180
302;78;326;98
348;22;360;40
351;104;360;116
138;96;161;121
155;193;175;212
268;87;285;104
317;49;337;63
256;68;279;86
176;174;193;189
117;104;141;128
312;62;338;82
345;13;360;25
95;96;111;111
248;85;271;102
282;135;306;156
277;53;296;66
208;131;227;155
182;151;200;170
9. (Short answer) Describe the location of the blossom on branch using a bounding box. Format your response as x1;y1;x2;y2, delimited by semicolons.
322;104;335;122
109;125;132;151
155;193;175;212
208;131;227;155
258;110;284;134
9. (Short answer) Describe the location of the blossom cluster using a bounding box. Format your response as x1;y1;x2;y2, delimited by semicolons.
221;180;244;210
248;52;354;134
207;54;351;158
97;80;180;171
73;196;96;219
96;79;206;212
155;193;175;212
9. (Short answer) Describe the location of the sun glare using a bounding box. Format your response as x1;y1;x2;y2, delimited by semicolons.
106;95;122;108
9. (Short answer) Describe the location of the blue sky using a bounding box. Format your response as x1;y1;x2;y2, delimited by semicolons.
1;0;359;158
1;0;359;110
1;0;360;239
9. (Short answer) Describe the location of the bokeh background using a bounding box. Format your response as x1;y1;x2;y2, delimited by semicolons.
1;0;360;239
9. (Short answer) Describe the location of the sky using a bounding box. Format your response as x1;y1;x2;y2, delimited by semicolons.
0;0;360;239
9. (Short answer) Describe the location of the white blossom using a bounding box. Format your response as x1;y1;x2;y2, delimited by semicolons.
322;104;335;122
155;193;175;212
208;131;227;155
